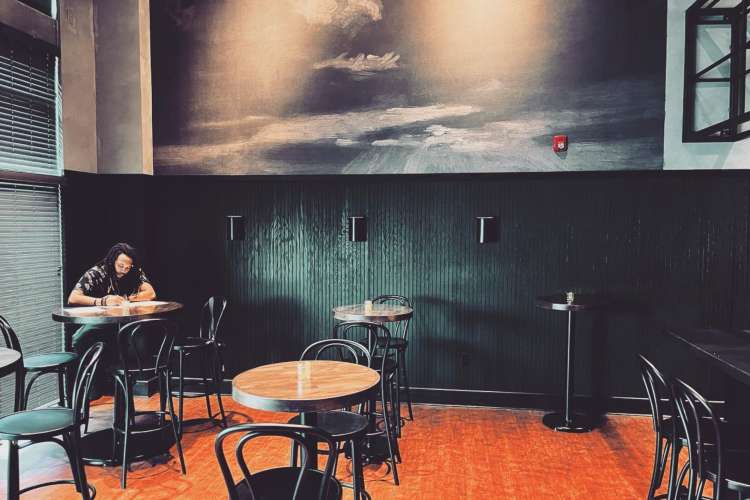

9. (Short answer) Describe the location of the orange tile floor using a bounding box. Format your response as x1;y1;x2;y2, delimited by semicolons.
0;395;661;499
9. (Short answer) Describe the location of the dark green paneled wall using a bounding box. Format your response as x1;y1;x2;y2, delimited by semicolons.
63;171;750;411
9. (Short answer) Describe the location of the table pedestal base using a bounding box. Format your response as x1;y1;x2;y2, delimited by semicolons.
542;412;592;433
80;425;175;466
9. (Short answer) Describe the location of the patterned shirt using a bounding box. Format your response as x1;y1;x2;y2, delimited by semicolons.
73;265;150;298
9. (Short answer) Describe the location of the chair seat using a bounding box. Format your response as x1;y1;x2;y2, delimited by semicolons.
24;352;78;371
174;337;212;351
287;411;368;440
371;356;397;374
0;409;75;439
663;415;750;448
232;467;342;500
359;337;407;350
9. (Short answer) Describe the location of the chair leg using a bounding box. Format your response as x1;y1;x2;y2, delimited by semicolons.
213;347;227;427
290;440;299;467
400;350;414;421
57;369;66;407
71;431;92;500
5;440;19;500
201;351;213;422
647;434;664;500
62;432;83;493
14;367;24;413
178;349;185;438
165;371;187;474
667;441;681;500
380;379;400;485
121;386;131;489
351;437;366;500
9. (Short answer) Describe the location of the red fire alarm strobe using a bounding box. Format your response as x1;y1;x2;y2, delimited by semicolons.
553;135;568;153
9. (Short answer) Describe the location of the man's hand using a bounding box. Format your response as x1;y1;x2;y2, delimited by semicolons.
104;295;126;306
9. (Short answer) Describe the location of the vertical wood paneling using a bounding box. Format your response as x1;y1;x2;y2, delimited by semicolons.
62;171;750;405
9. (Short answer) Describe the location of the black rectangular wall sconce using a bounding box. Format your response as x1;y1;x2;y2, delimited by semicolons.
226;215;245;241
476;216;497;244
348;216;367;242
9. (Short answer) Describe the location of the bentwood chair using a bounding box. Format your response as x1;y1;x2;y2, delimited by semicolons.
638;354;680;500
372;294;414;433
0;314;79;410
171;296;228;436
215;423;342;500
288;338;371;499
112;318;186;489
671;378;750;500
335;320;401;485
0;342;104;499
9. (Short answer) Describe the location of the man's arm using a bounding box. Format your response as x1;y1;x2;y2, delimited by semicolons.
127;282;156;302
68;288;98;306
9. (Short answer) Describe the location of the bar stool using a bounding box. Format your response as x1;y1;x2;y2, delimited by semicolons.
372;295;414;431
0;314;78;410
171;296;228;436
288;338;371;499
0;342;103;500
112;318;185;489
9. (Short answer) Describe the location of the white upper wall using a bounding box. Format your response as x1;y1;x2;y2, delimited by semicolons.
664;0;750;169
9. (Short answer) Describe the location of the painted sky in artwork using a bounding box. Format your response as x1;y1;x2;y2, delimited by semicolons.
150;0;666;174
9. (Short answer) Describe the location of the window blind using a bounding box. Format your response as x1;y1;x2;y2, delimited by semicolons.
0;27;61;177
0;182;62;412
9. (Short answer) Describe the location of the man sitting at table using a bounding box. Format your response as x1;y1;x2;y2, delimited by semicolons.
68;242;156;353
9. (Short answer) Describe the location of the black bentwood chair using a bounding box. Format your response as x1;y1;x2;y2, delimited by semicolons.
171;296;228;436
112;318;186;489
671;378;750;500
639;354;681;500
214;423;342;500
0;314;79;410
335;320;401;485
0;342;104;499
372;294;414;433
288;339;372;499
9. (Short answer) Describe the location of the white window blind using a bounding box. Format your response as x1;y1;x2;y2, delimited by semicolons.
0;182;63;412
0;28;61;177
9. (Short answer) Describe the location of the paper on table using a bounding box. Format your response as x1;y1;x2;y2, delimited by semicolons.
63;306;105;313
122;300;168;307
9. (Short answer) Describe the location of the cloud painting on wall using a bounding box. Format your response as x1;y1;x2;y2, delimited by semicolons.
150;0;666;175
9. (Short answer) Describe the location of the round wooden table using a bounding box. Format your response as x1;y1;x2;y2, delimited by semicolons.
52;301;183;466
233;360;380;468
332;304;413;323
536;293;607;433
52;301;183;325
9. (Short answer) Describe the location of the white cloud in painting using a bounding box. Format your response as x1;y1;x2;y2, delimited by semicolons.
247;104;479;146
184;115;272;131
290;0;383;34
313;52;400;77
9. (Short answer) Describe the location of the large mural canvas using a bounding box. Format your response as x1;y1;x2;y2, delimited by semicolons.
151;0;666;175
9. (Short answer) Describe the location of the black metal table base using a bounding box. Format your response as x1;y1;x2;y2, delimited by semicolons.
542;412;592;433
80;425;175;466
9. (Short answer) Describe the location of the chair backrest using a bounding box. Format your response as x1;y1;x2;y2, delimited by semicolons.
637;354;673;436
372;294;412;341
300;338;372;367
0;315;22;354
116;319;175;378
71;342;104;425
672;377;723;500
333;321;391;373
199;296;227;341
214;423;338;500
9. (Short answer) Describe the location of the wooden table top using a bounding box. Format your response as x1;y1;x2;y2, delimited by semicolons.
52;301;183;324
535;294;607;312
0;347;21;377
332;303;413;322
232;360;380;413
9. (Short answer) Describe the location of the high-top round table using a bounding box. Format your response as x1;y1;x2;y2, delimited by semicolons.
332;303;413;323
233;360;380;468
51;301;183;465
536;293;606;433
